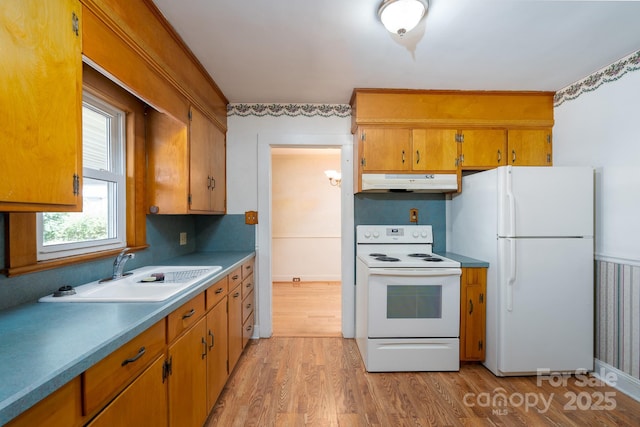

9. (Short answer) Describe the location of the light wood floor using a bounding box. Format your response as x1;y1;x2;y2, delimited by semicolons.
207;281;640;426
206;337;640;427
272;281;342;337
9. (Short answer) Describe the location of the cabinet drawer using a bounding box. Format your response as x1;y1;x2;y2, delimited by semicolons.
167;292;205;342
242;312;254;349
242;259;254;280
242;289;254;324
241;275;254;300
206;276;228;310
83;319;166;416
229;267;242;289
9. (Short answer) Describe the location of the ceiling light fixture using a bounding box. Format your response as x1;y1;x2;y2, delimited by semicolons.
378;0;428;36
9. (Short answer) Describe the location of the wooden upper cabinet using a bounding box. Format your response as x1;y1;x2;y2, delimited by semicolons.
359;128;411;171
459;129;507;170
411;129;459;172
0;0;82;212
507;129;553;166
189;107;226;214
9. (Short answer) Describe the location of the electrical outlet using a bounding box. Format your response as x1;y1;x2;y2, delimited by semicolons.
292;277;301;282
410;208;419;223
179;232;187;246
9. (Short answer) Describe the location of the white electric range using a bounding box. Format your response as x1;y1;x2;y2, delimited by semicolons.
355;225;462;372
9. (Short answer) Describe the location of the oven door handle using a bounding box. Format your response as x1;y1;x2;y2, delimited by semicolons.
367;268;461;277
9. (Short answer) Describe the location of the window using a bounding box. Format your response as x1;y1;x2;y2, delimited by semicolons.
36;92;126;260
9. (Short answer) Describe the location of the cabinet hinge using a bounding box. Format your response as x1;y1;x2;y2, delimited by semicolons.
478;340;483;350
72;174;80;196
479;293;484;304
188;194;192;205
188;109;192;121
361;157;366;167
547;153;551;163
361;132;366;141
72;12;79;37
162;356;173;383
456;133;464;143
460;154;465;165
546;134;551;143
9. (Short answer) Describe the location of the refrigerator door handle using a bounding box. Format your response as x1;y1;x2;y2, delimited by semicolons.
507;238;516;312
506;186;516;237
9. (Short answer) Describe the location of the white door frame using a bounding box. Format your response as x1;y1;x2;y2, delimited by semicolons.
256;132;354;338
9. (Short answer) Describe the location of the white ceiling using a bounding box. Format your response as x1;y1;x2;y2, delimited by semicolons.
151;0;640;104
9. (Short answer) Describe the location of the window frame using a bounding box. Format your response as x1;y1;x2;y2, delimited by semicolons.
36;92;127;261
3;65;148;277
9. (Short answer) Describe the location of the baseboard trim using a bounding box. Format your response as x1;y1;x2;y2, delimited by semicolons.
594;359;640;402
272;275;341;282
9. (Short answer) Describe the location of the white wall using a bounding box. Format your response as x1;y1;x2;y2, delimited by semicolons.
271;149;341;282
554;54;640;264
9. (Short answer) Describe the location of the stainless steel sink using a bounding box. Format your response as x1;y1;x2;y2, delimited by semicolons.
39;265;222;303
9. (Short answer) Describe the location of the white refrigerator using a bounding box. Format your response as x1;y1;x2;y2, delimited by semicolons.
449;166;594;376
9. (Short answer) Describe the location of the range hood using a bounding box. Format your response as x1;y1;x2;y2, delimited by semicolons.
361;173;458;193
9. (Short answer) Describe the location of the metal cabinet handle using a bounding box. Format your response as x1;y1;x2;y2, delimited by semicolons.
201;337;207;359
232;274;240;280
512;149;516;163
402;150;405;164
208;330;215;350
207;176;211;189
469;299;474;315
211;178;216;189
497;149;501;163
246;303;252;310
416;150;420;164
215;287;224;294
233;292;240;298
182;308;196;319
121;347;146;366
245;282;252;288
246;325;253;332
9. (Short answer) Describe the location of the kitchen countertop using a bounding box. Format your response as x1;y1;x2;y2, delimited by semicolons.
437;252;489;268
0;251;254;425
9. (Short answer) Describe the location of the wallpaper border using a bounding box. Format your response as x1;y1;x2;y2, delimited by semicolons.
227;103;351;118
554;49;640;107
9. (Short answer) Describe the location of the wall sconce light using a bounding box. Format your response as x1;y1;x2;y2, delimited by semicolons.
324;170;342;187
378;0;428;36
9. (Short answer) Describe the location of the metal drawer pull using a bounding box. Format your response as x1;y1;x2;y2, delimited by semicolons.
469;299;474;315
246;303;252;310
246;325;252;332
121;347;146;366
182;308;196;319
215;287;224;294
208;330;215;349
245;282;252;288
233;292;240;298
232;275;240;280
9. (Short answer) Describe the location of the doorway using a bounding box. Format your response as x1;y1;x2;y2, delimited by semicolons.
256;133;354;339
270;148;341;336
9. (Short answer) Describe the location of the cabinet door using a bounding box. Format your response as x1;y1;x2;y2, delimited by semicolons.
0;0;82;211
460;268;487;362
189;107;212;212
168;317;207;427
206;297;229;411
228;284;244;373
360;128;411;171
87;356;168;427
507;129;552;166
6;378;82;427
411;129;459;172
209;124;226;213
459;129;507;169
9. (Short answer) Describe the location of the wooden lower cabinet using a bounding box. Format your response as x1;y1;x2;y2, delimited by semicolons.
228;283;244;373
167;316;208;427
87;355;168;427
5;378;82;427
460;267;487;362
206;297;229;411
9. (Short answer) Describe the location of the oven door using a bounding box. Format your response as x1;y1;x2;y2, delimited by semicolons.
367;268;461;338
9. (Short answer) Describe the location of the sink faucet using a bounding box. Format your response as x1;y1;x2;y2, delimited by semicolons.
112;248;135;281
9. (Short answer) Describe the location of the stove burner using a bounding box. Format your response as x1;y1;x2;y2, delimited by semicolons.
375;256;400;262
422;257;443;262
408;253;430;257
369;253;387;257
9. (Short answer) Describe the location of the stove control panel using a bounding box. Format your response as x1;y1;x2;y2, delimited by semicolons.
357;225;433;244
